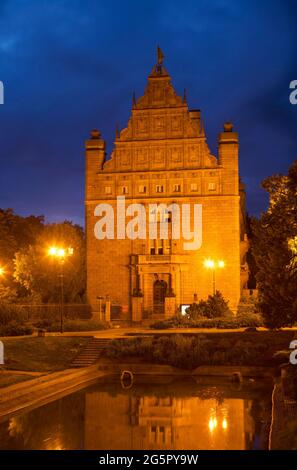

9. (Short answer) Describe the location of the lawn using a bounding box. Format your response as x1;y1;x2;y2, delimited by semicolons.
0;337;89;372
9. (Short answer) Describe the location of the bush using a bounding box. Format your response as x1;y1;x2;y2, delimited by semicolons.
108;337;153;359
106;334;269;369
0;303;29;325
150;312;264;329
150;315;184;330
0;321;33;337
237;302;258;315
43;320;109;332
186;291;232;319
33;319;54;329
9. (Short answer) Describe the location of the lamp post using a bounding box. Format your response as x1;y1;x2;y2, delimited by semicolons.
48;247;73;334
204;259;225;295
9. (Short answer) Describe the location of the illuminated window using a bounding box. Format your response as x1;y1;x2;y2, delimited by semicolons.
149;239;155;255
139;185;146;194
163;239;172;254
157;239;163;255
122;186;128;194
156;185;163;193
105;186;111;194
173;184;181;192
149;239;170;255
208;182;216;191
190;183;198;192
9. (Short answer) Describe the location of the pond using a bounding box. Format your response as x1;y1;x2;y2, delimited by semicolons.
0;376;274;450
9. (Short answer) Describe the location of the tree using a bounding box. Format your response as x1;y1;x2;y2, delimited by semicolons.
252;159;297;328
0;209;44;300
0;209;44;265
246;214;258;289
14;221;86;303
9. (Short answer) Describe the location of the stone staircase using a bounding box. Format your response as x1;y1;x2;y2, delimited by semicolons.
71;338;113;368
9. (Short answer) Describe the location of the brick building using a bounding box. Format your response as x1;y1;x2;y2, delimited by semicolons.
85;50;248;322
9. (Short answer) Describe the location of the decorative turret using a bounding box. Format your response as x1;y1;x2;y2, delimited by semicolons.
85;129;106;200
218;122;239;194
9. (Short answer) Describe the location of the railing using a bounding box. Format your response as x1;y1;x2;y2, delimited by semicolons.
145;255;171;262
10;304;92;322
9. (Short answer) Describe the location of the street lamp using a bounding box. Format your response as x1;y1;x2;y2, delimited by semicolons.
0;266;4;277
48;246;73;333
203;258;225;295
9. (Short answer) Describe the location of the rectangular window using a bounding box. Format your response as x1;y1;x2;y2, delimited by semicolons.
105;186;111;194
156;185;163;193
157;239;163;255
122;186;128;194
149;239;155;255
164;209;171;223
173;184;181;192
139;185;146;194
208;182;216;191
190;183;198;192
163;239;172;254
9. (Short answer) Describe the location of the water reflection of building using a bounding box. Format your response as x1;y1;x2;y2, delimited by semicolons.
84;391;255;450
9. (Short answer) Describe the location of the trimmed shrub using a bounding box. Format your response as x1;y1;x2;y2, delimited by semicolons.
150;312;264;329
0;321;33;337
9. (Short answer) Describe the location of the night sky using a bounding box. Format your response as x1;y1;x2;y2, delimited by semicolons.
0;0;296;226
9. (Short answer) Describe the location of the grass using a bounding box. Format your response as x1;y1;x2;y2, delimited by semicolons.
0;372;37;389
1;337;89;372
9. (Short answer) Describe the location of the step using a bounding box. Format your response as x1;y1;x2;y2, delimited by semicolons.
70;338;113;368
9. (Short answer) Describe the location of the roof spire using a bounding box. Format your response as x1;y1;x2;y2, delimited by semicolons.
132;91;136;108
183;88;187;104
157;46;164;65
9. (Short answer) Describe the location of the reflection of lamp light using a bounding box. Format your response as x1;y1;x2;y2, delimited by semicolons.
222;418;228;430
208;417;218;432
208;418;214;432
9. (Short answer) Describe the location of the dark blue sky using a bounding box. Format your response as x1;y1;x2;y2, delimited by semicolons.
0;0;296;226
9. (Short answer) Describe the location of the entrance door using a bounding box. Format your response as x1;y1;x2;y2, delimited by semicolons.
153;279;167;314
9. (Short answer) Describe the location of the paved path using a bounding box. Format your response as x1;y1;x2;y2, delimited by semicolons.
46;326;297;339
